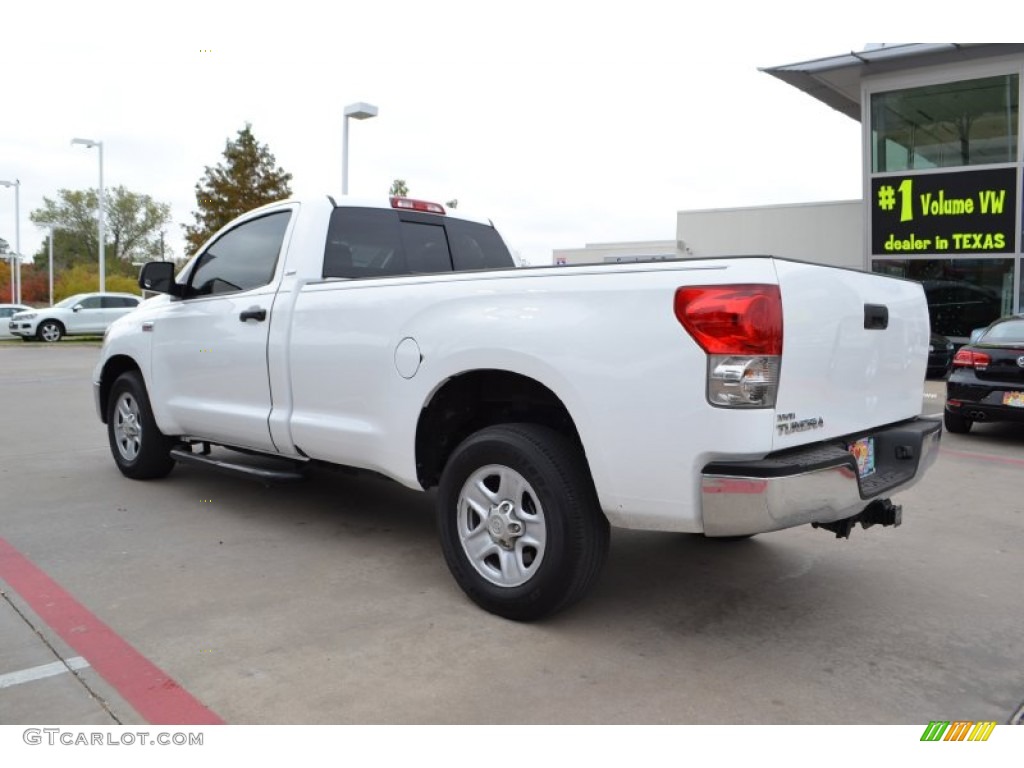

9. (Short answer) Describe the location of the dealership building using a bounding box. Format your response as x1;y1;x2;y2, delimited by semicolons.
553;43;1024;342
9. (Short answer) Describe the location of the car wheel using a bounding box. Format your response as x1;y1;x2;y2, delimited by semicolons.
107;371;176;479
943;410;973;434
37;321;64;342
437;423;609;621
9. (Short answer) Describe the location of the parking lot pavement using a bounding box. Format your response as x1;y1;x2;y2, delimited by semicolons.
1;344;1022;724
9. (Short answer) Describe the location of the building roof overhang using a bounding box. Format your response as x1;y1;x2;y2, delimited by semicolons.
761;43;1024;121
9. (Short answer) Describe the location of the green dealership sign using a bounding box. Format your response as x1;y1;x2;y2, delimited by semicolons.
871;167;1017;255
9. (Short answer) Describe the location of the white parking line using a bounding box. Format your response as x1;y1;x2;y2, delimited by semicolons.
0;656;90;689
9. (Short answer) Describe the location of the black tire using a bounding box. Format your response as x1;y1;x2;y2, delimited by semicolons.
106;371;176;479
944;409;973;434
437;424;609;621
37;320;64;342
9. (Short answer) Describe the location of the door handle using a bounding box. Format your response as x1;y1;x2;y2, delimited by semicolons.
239;307;267;322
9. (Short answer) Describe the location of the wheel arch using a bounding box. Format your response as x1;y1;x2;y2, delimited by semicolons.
414;369;589;490
98;355;143;424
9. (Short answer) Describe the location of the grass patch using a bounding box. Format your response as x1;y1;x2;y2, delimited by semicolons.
0;336;103;346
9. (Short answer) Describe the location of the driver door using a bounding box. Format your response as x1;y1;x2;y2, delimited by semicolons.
150;209;294;452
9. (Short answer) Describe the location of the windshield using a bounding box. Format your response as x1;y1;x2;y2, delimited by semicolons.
54;294;88;309
980;319;1024;344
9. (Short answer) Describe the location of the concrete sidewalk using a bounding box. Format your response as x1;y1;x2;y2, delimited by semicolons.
0;586;140;725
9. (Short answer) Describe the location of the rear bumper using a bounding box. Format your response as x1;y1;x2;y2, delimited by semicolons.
946;380;1024;424
701;417;942;537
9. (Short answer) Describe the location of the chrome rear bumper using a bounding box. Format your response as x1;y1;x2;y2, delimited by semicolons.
701;417;941;537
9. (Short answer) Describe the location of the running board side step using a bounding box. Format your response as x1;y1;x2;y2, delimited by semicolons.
170;447;306;484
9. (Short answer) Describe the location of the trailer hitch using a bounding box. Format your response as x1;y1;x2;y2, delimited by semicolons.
812;498;903;539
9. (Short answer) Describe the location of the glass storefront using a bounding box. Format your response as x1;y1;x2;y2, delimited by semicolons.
873;258;1014;340
871;74;1019;172
869;71;1021;343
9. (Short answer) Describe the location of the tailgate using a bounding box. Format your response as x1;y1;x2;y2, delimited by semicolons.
772;259;929;451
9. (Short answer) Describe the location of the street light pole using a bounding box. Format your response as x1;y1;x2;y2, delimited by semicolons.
39;222;61;306
0;179;21;303
71;138;105;292
342;102;378;195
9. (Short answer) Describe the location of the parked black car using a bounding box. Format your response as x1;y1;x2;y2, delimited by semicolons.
927;332;954;379
944;317;1024;434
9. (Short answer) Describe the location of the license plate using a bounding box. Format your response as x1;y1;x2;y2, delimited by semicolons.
849;437;876;479
1003;391;1024;408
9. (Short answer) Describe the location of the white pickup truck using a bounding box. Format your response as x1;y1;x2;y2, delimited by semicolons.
94;196;941;620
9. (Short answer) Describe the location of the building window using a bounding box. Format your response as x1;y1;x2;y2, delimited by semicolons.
872;257;1015;340
871;74;1019;172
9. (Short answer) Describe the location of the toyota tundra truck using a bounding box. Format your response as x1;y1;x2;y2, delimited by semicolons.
93;195;941;620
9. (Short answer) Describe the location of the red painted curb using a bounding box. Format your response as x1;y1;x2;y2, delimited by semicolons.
0;537;224;725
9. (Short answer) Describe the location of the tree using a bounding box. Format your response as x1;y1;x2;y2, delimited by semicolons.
29;187;172;276
184;123;293;255
54;265;138;303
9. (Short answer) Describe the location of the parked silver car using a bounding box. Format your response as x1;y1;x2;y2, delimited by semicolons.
0;303;32;339
8;292;141;342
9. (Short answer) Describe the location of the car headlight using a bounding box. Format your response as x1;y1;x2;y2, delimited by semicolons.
16;312;36;320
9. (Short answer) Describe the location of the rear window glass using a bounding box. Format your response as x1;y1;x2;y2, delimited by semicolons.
323;207;513;279
400;221;452;273
447;217;514;271
324;208;406;279
981;319;1024;342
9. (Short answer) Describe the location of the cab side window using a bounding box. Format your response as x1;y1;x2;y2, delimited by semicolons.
78;296;103;309
188;211;291;297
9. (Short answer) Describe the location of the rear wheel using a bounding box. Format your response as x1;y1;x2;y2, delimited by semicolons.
437;424;609;621
944;409;973;434
107;371;176;479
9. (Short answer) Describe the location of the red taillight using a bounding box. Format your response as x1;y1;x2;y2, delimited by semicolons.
390;197;446;214
952;349;991;369
674;284;782;355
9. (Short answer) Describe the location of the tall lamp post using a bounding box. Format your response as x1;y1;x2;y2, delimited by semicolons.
71;138;105;292
0;179;21;303
342;102;378;196
38;222;61;306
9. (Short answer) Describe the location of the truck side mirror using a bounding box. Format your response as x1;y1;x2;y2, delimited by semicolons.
139;261;181;296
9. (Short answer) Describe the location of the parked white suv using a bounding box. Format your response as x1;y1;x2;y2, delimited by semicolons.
9;292;141;342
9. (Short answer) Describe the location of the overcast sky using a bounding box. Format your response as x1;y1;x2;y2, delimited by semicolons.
0;1;997;268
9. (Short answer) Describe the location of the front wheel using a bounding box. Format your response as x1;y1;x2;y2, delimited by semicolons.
37;321;63;342
944;409;973;434
437;424;609;621
106;371;176;479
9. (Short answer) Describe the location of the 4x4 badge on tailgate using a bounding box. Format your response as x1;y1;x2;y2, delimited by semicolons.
776;413;824;435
